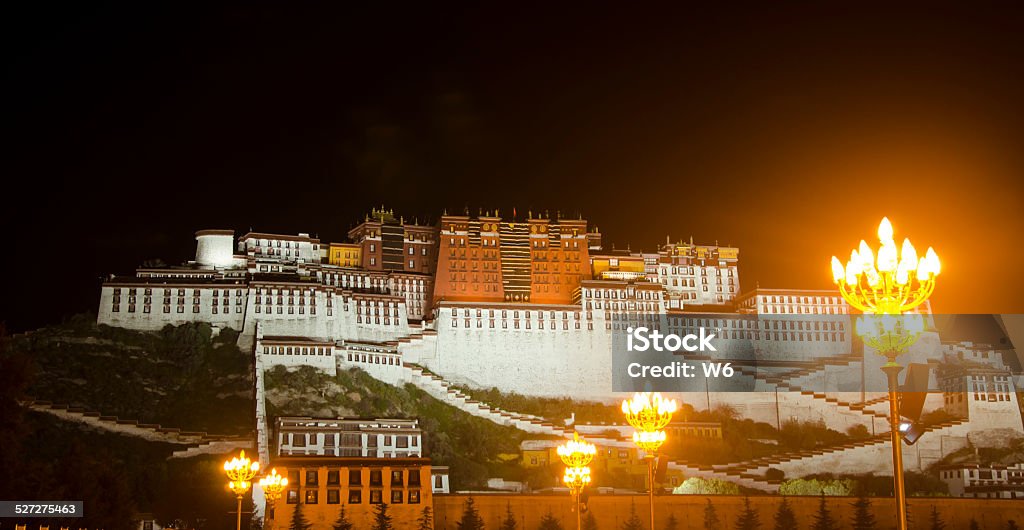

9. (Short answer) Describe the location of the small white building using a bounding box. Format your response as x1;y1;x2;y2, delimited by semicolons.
938;462;1024;498
275;417;423;458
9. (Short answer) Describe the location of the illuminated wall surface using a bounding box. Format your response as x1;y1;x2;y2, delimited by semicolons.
431;495;1024;529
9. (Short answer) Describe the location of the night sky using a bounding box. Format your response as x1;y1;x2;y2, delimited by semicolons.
4;3;1024;331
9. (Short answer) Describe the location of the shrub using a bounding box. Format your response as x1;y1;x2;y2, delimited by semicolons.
672;477;740;495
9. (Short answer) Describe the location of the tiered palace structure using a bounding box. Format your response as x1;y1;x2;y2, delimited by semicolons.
96;207;1024;480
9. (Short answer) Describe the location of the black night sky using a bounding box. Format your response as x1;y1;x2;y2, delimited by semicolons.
4;3;1024;331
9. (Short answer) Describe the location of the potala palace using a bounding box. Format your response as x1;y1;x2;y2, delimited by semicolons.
96;208;1024;489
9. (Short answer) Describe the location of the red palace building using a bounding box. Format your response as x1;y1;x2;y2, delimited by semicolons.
433;210;596;306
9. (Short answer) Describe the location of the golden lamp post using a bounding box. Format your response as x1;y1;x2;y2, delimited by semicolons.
258;468;288;530
622;392;677;530
558;432;596;530
224;450;261;530
830;217;940;530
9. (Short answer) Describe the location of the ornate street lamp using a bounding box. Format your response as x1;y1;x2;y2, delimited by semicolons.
622;392;677;530
830;217;940;530
558;432;596;530
224;450;261;530
259;468;288;530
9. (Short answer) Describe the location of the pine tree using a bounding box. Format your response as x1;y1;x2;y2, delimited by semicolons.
968;519;980;530
622;501;644;530
418;506;435;530
810;496;837;530
773;497;797;530
583;512;599;530
333;505;354;530
734;497;761;530
1008;520;1020;530
704;499;722;530
500;502;517;530
850;494;876;530
289;501;311;530
665;513;679;530
539;512;565;530
373;502;394;530
928;506;946;530
458;497;486;530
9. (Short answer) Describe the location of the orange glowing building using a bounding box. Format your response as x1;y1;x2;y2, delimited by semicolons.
433;210;595;305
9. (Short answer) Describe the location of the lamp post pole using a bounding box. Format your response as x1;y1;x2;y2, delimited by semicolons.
259;468;288;530
883;362;907;529
622;392;677;530
558;432;596;530
224;450;260;530
830;217;940;530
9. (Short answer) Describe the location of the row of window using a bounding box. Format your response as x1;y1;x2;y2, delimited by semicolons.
288;469;421;488
114;288;243;297
585;289;662;300
263;345;332;356
112;304;243;315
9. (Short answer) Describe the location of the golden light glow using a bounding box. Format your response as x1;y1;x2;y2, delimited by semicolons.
224;450;260;498
621;392;677;455
557;432;597;468
562;465;592;494
258;467;289;504
558;432;595;499
830;217;940;314
856;314;924;354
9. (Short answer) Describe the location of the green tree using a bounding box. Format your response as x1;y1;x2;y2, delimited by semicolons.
500;503;517;530
773;497;797;530
778;478;855;497
705;499;722;530
334;505;354;530
1008;520;1020;530
290;501;311;530
583;512;599;530
622;501;644;530
665;513;679;530
458;497;486;530
734;497;761;530
850;495;876;530
969;519;980;530
539;512;565;530
810;496;837;530
418;506;435;530
373;502;394;530
674;477;741;495
928;506;946;530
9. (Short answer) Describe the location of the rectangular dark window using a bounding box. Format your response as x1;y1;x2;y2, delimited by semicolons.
327;470;339;486
391;470;403;486
288;470;300;485
348;490;362;504
370;470;383;486
305;470;318;486
286;490;298;504
391;490;404;504
349;470;362;485
370;490;383;504
408;470;421;486
409;490;421;504
327;489;340;504
305;490;318;504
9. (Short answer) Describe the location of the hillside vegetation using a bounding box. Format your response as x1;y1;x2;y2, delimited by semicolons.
8;314;254;434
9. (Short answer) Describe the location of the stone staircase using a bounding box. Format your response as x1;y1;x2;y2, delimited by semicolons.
731;362;891;423
669;417;970;491
21;399;253;457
